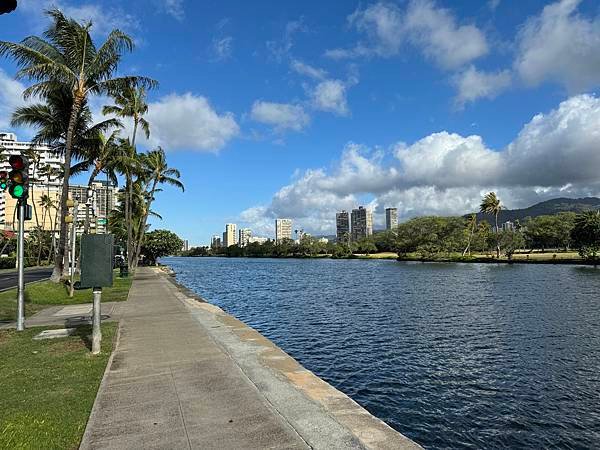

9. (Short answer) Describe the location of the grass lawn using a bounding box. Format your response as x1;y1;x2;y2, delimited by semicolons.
0;323;117;449
0;272;132;322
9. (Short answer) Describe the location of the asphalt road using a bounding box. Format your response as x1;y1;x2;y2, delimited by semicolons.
0;267;53;291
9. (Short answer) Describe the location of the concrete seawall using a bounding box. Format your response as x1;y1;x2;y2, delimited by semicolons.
164;268;421;449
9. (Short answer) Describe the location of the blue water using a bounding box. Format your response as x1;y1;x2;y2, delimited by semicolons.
163;257;600;449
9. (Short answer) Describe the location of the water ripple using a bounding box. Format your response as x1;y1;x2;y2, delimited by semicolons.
164;257;600;449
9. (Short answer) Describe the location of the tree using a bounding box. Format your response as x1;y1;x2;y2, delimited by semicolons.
103;84;151;270
480;192;502;258
71;130;122;233
131;147;183;269
0;9;156;281
570;211;600;261
140;229;183;265
524;213;576;251
499;230;525;260
462;214;477;256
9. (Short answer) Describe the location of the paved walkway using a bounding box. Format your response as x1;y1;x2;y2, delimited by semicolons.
0;301;124;330
81;269;310;449
81;268;421;450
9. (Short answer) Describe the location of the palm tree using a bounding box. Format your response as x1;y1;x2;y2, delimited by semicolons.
0;9;157;281
102;85;150;270
71;130;121;233
480;192;502;258
131;147;183;268
109;137;142;267
462;213;477;257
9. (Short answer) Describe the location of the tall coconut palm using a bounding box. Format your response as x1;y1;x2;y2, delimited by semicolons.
71;130;121;233
480;192;502;258
462;213;477;257
102;85;150;270
0;9;157;281
132;147;183;268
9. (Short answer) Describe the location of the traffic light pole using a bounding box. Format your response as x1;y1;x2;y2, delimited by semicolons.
16;200;25;331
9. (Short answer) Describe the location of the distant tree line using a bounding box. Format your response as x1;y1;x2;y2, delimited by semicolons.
183;194;600;262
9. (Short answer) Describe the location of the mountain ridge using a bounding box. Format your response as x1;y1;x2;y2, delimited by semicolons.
471;197;600;223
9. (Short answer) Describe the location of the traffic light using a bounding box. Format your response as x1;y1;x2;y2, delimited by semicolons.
8;155;29;200
0;171;8;191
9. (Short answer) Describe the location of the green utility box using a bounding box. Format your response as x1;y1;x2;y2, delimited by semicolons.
80;234;114;288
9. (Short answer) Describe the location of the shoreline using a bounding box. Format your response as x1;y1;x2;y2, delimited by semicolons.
163;266;422;449
174;253;599;266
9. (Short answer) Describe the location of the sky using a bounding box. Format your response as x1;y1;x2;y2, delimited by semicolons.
1;0;600;245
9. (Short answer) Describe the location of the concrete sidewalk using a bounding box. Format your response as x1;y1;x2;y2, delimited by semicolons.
80;268;420;450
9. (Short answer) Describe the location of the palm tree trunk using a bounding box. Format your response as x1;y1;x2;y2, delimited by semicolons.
126;120;138;271
37;205;48;266
133;180;157;268
495;212;500;258
51;94;82;282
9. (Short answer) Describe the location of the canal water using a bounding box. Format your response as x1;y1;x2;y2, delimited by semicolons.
163;257;600;449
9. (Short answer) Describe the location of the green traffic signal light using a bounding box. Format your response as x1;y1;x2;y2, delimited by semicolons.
0;182;6;190
11;185;25;198
7;155;29;200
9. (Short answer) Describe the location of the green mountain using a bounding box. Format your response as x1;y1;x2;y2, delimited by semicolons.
472;197;600;223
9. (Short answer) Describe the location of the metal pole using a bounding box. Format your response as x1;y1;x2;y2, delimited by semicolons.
92;288;102;354
16;200;25;331
105;170;109;233
69;201;78;297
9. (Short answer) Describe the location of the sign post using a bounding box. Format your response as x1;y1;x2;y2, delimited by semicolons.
92;288;102;354
79;234;114;354
16;200;25;331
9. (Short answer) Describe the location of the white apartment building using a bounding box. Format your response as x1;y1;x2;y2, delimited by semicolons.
238;228;252;247
385;207;398;230
275;218;292;243
1;132;64;231
248;236;269;245
224;223;237;247
351;206;373;241
69;181;119;234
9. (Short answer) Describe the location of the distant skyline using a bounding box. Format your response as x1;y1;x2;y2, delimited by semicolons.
1;0;600;245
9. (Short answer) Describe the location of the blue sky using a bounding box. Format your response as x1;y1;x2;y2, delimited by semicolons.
1;0;600;245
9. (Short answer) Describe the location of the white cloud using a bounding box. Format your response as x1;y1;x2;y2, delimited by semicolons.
347;2;405;57
311;79;351;116
161;0;185;21
515;0;600;91
250;101;310;132
453;66;512;106
18;0;139;36
0;69;27;131
290;60;327;80
211;36;233;61
326;0;488;69
138;93;239;152
404;0;489;69
239;94;600;235
266;19;307;62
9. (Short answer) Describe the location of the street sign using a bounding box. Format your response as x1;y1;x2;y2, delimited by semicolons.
97;218;107;225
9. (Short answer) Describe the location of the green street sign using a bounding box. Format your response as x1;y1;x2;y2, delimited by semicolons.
97;218;107;225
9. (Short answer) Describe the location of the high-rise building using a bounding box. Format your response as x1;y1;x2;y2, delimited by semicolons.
351;206;373;241
275;218;292;243
1;132;64;232
224;223;237;247
239;228;252;247
385;207;398;230
336;210;350;243
181;240;189;252
211;235;221;248
69;180;119;234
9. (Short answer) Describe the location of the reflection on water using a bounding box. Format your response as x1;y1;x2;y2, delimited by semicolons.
164;257;600;449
